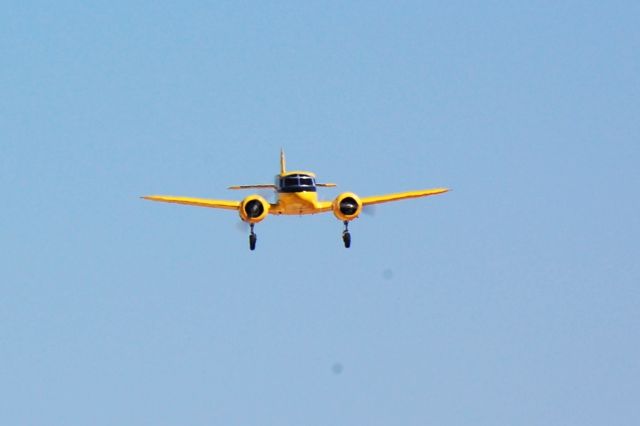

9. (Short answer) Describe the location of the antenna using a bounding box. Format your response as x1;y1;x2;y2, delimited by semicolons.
280;148;286;174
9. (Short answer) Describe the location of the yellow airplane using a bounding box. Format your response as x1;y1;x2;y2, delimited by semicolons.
142;150;449;250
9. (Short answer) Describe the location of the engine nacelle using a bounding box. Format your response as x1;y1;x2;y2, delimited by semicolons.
332;192;362;221
239;195;270;223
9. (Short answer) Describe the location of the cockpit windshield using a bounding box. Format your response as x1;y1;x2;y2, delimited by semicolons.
279;174;317;193
300;177;314;186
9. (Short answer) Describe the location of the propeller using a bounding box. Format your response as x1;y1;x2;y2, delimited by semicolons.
362;204;377;217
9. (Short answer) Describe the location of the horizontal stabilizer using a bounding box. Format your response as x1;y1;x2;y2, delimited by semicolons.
228;184;277;190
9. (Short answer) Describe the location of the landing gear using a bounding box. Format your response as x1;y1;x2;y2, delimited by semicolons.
342;221;351;248
249;224;257;251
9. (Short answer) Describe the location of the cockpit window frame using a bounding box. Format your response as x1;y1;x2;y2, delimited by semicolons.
278;173;317;193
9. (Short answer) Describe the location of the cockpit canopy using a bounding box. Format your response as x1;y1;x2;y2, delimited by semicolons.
278;173;317;193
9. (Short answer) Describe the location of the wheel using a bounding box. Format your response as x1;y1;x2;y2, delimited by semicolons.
249;233;257;251
342;231;351;248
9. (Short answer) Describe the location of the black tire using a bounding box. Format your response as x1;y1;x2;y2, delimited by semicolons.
342;232;351;248
249;233;257;251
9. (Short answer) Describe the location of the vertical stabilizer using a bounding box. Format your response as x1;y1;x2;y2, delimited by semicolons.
280;148;286;174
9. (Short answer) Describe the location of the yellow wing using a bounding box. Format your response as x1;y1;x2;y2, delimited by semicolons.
361;188;449;206
141;195;240;210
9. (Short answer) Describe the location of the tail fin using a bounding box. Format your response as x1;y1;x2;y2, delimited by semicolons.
280;148;286;174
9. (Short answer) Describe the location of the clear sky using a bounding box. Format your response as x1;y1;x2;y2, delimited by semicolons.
2;1;639;425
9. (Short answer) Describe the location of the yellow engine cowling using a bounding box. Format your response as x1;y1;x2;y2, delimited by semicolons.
332;192;362;221
239;195;270;223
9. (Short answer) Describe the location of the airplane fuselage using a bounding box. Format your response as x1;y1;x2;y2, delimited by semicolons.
270;171;322;215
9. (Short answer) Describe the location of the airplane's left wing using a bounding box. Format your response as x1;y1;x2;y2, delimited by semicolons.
360;188;449;206
141;195;240;210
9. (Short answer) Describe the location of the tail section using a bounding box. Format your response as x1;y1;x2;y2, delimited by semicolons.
280;148;286;175
229;149;286;190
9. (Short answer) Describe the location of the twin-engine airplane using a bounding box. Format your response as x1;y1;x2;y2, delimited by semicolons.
142;150;449;250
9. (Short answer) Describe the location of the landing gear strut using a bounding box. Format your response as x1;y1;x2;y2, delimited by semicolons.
342;221;351;248
249;224;257;251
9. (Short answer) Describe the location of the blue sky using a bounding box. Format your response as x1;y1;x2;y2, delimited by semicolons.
2;1;639;425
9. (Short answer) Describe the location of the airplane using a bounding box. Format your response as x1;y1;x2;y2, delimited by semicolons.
142;150;449;250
